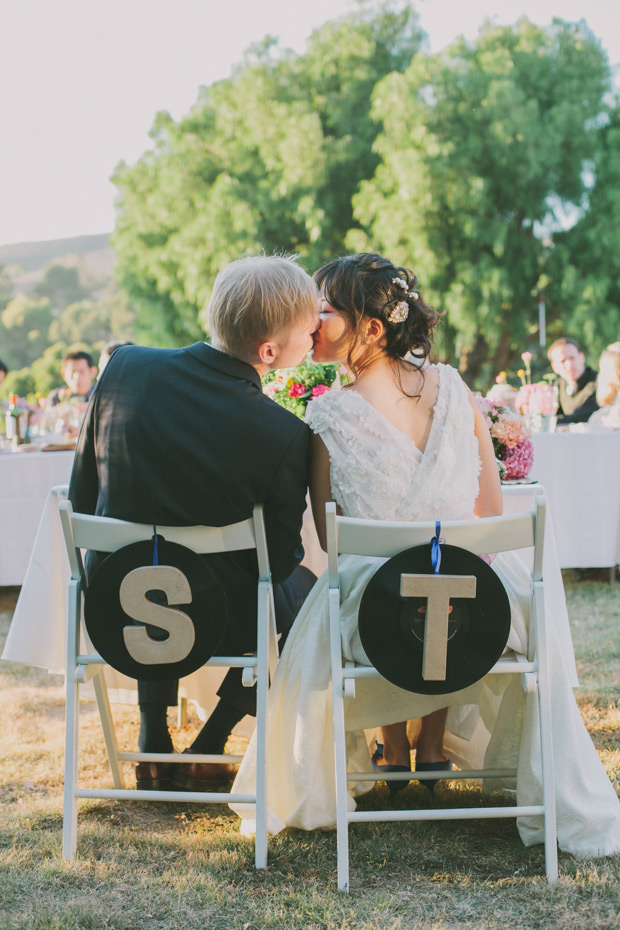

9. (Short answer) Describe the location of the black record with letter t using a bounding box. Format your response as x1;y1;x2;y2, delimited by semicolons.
83;537;228;679
358;543;511;695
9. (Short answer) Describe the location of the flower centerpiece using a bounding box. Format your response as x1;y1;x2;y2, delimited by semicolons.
475;396;534;481
263;361;340;417
512;352;558;430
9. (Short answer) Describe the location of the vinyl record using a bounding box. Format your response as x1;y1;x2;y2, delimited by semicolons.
358;543;511;695
84;537;227;680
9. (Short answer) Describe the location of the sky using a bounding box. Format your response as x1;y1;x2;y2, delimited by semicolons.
1;0;618;247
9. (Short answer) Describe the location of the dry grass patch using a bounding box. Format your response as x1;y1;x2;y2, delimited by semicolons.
1;580;620;929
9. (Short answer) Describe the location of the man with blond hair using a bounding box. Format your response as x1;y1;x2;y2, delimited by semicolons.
70;255;319;790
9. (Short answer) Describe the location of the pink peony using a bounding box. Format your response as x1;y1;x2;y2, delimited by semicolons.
288;382;307;398
491;412;528;448
311;384;331;397
502;438;534;479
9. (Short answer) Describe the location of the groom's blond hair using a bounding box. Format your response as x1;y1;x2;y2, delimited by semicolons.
208;254;318;362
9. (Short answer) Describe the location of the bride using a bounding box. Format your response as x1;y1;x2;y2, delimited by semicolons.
231;252;620;858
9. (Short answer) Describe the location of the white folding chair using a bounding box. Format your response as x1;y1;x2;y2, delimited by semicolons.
326;498;558;890
59;499;278;869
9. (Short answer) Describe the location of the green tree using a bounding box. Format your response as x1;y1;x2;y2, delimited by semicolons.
350;18;612;385
31;264;88;311
112;2;422;345
0;294;55;368
546;102;620;361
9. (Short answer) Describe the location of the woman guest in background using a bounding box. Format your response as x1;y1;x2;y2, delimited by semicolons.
589;342;620;429
231;252;620;859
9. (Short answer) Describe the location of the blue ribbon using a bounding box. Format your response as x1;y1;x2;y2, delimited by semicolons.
430;521;442;574
152;525;159;566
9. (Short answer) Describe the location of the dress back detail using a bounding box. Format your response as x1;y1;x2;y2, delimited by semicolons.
306;363;481;522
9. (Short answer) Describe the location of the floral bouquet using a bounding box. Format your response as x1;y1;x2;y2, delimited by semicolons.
475;396;533;481
515;382;558;417
263;361;340;417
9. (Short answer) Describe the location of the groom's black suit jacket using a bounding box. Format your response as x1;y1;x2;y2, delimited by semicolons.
69;341;310;660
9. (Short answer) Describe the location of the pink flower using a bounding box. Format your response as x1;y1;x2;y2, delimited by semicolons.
491;412;528;448
264;381;280;396
521;351;533;363
311;384;331;397
288;382;307;398
502;438;534;479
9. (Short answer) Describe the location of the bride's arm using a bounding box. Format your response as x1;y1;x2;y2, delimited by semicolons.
309;431;340;551
470;396;503;518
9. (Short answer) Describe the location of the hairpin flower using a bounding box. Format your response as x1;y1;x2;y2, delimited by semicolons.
392;276;408;290
408;290;419;300
387;300;409;324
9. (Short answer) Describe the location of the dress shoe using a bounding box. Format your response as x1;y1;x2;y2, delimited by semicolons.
135;761;172;791
415;759;452;794
372;742;411;796
171;748;239;791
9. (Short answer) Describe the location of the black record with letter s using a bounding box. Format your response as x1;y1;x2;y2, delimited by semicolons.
358;543;511;695
83;537;227;679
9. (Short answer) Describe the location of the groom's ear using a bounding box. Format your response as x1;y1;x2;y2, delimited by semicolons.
256;339;277;367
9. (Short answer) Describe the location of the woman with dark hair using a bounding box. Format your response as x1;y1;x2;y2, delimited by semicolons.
231;253;620;858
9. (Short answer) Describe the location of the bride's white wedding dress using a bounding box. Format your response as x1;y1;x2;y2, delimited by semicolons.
231;364;620;858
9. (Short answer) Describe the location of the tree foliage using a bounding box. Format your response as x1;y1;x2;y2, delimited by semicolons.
349;17;613;383
111;2;422;345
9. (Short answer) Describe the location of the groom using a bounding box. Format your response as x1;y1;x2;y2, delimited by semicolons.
69;254;319;789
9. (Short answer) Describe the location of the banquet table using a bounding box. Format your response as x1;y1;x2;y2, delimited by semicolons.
0;449;74;586
529;429;620;569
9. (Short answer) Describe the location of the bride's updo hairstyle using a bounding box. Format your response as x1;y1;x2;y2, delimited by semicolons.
314;252;441;378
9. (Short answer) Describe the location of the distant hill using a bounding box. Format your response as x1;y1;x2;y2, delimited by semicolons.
0;233;116;293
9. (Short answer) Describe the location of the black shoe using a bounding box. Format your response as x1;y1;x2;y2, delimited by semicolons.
415;759;452;794
372;742;411;795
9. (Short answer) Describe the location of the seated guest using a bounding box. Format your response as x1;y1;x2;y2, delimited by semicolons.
589;342;620;429
0;359;7;384
48;351;98;406
547;336;599;424
98;340;134;376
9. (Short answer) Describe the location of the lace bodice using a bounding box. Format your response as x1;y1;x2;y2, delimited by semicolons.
306;363;481;522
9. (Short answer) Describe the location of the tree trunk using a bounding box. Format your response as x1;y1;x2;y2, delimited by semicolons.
459;332;488;387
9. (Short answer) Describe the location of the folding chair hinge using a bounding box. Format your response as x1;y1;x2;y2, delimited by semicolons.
242;666;257;687
343;663;356;699
76;664;97;684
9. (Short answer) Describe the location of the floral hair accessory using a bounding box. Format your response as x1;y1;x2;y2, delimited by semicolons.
386;300;409;324
392;276;408;290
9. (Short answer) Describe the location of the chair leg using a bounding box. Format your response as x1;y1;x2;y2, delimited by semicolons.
62;583;80;859
329;589;350;892
93;670;125;789
534;585;558;883
254;581;270;870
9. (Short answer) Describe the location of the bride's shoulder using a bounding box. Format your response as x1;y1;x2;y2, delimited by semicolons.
305;386;363;433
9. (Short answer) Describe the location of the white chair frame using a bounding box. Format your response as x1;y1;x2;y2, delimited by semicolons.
59;499;278;869
326;498;558;890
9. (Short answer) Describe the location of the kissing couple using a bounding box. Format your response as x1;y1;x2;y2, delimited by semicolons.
70;252;620;859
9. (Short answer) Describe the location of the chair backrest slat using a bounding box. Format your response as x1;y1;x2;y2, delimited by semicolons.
62;506;257;554
335;510;536;558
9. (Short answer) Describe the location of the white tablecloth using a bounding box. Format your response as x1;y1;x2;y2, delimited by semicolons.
0;450;74;586
530;430;620;569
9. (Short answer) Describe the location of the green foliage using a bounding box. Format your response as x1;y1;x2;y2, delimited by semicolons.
31;264;88;309
350;17;612;385
0;294;55;369
0;367;35;399
111;2;422;346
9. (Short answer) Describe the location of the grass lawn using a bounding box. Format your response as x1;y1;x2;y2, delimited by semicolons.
1;577;619;930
